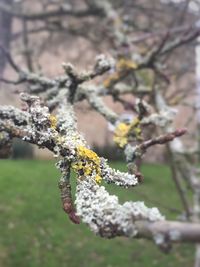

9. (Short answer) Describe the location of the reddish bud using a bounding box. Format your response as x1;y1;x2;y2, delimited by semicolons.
68;211;80;224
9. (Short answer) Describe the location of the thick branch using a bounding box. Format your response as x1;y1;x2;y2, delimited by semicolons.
135;220;200;244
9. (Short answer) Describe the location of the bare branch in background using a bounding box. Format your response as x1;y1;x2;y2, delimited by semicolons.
0;1;200;265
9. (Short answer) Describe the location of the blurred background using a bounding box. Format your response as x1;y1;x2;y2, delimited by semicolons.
0;0;200;266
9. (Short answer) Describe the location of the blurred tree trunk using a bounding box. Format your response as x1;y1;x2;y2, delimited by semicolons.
0;0;13;76
195;35;200;267
196;37;200;163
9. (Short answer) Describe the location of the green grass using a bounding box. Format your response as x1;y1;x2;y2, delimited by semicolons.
0;160;195;267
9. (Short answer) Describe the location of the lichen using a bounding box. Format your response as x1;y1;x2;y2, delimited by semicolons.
75;178;164;238
49;115;57;129
72;145;102;184
113;117;142;148
116;58;138;71
103;58;137;88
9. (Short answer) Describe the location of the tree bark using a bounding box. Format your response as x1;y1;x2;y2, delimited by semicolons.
135;220;200;243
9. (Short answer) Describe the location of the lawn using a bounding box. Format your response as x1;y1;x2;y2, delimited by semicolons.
0;160;195;267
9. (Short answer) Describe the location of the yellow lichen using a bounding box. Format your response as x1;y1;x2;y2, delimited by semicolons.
103;58;138;88
113;118;142;148
113;123;130;148
116;58;138;71
49;115;57;129
103;73;120;88
95;174;102;184
72;145;102;184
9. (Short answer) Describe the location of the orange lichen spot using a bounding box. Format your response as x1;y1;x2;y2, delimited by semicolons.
103;73;121;88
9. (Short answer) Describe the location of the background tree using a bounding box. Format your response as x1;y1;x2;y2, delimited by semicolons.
1;0;200;266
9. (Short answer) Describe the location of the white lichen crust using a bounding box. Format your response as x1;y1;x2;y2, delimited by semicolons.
75;178;164;238
100;158;138;187
0;106;29;126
